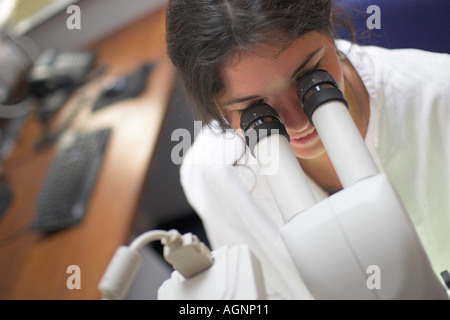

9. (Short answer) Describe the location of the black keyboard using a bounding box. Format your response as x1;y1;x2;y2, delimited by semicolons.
31;128;112;232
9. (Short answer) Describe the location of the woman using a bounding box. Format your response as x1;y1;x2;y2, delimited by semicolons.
166;0;450;299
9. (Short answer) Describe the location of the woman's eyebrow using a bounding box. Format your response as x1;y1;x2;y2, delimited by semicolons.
290;46;324;81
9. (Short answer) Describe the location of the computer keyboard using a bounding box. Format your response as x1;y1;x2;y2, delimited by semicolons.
31;127;112;232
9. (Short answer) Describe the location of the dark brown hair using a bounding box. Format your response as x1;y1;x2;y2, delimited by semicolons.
166;0;355;130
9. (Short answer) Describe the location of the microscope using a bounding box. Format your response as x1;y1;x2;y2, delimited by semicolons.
98;69;449;300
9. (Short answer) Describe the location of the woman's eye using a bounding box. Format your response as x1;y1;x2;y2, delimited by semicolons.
295;62;321;81
237;99;266;114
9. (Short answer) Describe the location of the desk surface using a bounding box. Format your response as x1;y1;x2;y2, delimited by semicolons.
0;5;175;300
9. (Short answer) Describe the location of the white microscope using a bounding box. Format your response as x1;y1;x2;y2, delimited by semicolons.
98;69;449;300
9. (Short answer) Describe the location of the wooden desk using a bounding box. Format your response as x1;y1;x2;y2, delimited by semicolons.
0;5;175;300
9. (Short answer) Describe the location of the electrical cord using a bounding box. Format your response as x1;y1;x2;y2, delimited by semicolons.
98;229;214;300
129;229;180;251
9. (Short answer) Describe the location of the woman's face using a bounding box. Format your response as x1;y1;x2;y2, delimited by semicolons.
216;31;344;160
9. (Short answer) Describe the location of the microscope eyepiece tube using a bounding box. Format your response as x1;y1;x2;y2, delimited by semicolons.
297;69;379;188
240;103;316;222
297;69;348;126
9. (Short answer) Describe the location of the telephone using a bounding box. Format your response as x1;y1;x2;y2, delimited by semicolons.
28;48;96;98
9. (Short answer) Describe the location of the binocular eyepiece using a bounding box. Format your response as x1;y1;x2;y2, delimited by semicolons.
240;69;347;154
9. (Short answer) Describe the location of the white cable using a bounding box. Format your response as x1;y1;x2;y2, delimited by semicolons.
129;229;181;251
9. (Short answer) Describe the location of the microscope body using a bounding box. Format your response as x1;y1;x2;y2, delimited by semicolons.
253;130;448;299
281;172;446;299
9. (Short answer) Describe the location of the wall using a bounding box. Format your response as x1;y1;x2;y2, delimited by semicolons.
18;0;168;51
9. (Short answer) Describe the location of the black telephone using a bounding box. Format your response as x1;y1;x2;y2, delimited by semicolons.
29;48;96;98
27;49;96;124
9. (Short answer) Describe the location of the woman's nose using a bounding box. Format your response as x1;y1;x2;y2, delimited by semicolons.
273;89;310;132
